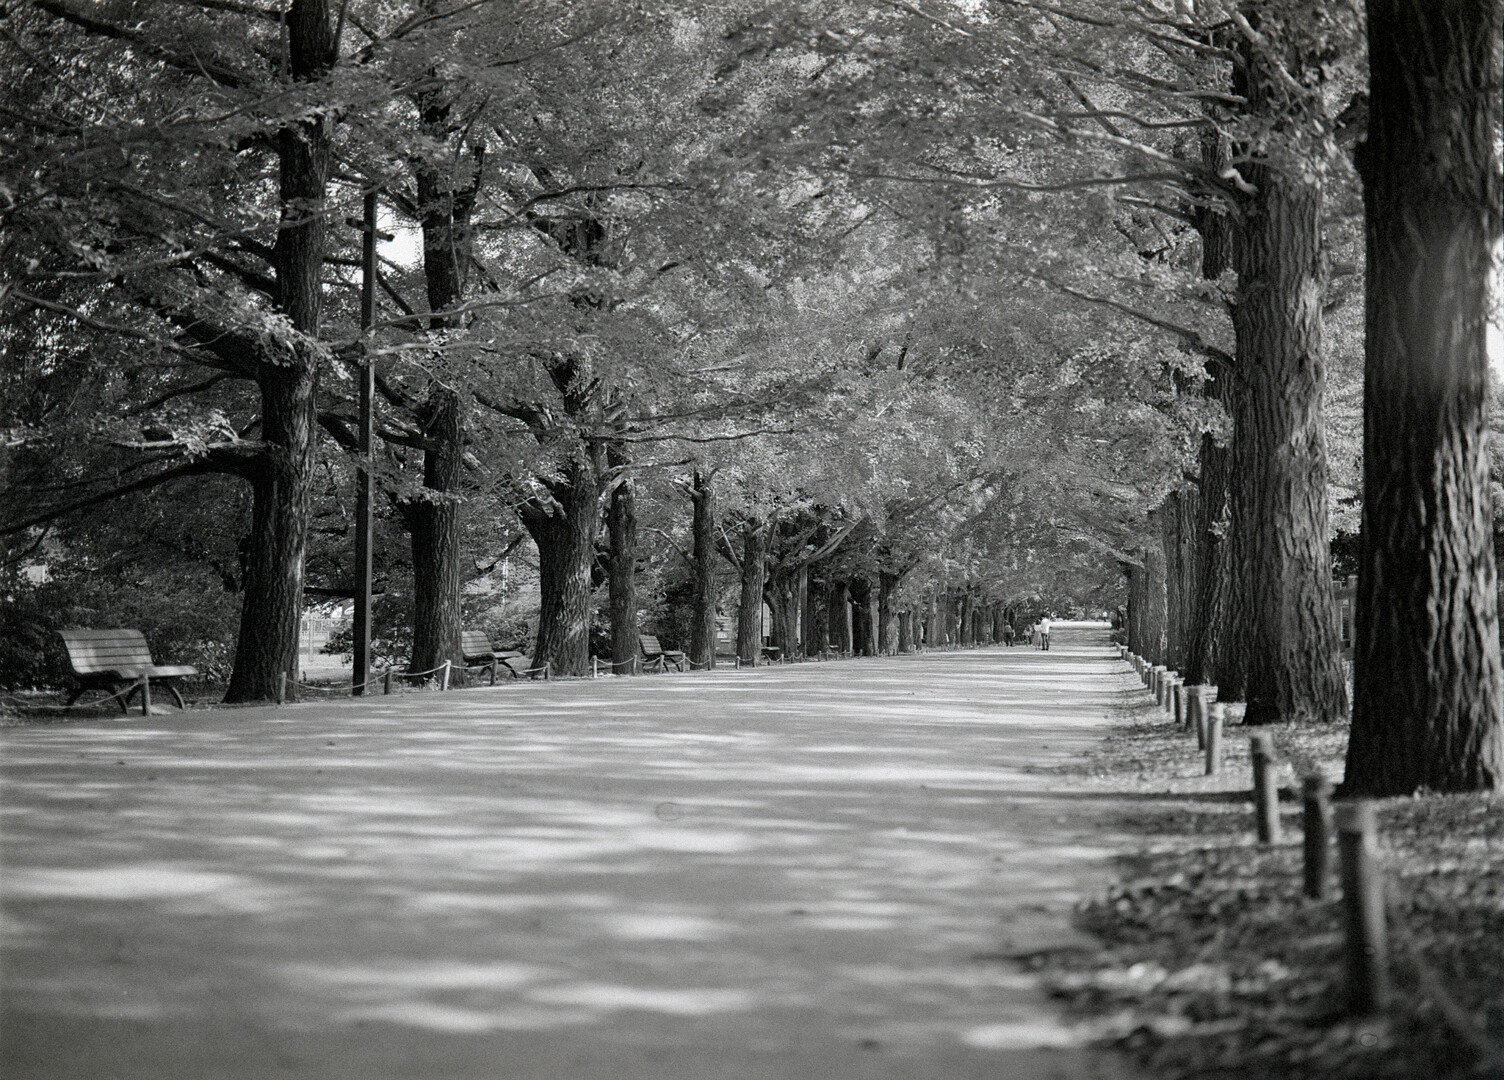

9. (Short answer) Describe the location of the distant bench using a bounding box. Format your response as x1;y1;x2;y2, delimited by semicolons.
59;629;197;712
639;634;686;673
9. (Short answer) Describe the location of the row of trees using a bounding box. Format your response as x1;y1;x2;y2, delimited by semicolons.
2;0;1500;795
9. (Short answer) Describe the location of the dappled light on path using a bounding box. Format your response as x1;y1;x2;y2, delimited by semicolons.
2;630;1144;1079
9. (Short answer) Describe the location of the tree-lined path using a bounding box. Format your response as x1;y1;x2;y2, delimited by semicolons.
2;628;1140;1079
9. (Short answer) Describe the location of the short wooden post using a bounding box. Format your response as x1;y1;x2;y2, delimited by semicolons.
440;659;451;691
139;673;152;716
593;657;599;678
1303;775;1333;900
1250;732;1281;843
276;671;287;705
1204;703;1224;775
489;661;497;687
1172;680;1184;727
1336;800;1389;1014
543;661;551;681
1164;674;1178;714
383;668;394;695
734;655;741;669
1185;684;1203;735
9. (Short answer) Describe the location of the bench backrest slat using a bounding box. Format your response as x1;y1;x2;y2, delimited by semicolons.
639;634;664;657
60;629;155;673
460;630;494;661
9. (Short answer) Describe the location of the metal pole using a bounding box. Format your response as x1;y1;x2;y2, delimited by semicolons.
353;189;378;696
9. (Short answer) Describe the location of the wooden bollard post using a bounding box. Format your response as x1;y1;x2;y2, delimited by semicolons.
1152;665;1166;702
1250;732;1281;843
1336;800;1389;1014
1163;674;1179;715
1172;680;1184;727
1303;775;1333;900
276;671;286;705
440;659;451;691
1185;684;1202;735
543;661;551;681
383;668;394;695
138;673;152;716
1204;703;1224;775
593;657;599;678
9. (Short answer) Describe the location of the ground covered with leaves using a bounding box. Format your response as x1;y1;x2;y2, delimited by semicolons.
1033;691;1504;1079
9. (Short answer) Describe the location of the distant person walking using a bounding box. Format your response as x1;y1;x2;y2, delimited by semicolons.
1040;615;1052;651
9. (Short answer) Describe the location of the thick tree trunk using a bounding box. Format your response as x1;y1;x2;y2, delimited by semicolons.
1345;0;1503;793
688;470;717;670
848;577;874;655
878;571;899;655
1161;491;1196;673
959;592;975;647
1224;155;1347;723
225;3;332;701
806;575;830;655
898;610;912;653
226;369;316;702
605;474;637;674
522;454;600;678
764;570;798;659
830;581;853;653
736;520;768;664
406;386;464;677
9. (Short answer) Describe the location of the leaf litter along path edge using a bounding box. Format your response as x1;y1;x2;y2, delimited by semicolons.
1;627;1147;1080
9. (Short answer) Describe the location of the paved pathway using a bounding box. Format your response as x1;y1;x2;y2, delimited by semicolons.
2;628;1141;1079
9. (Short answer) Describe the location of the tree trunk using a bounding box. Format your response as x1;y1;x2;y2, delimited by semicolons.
830;581;852;653
898;610;913;653
1162;491;1196;673
406;386;463;677
806;575;830;655
764;570;798;659
736;520;768;664
878;571;899;655
605;473;637;674
1344;0;1503;793
224;2;333;701
226;370;316;702
687;470;717;670
1223;134;1347;723
959;592;975;647
848;577;873;655
521;453;600;678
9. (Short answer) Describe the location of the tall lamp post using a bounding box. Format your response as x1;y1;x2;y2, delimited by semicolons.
352;190;380;695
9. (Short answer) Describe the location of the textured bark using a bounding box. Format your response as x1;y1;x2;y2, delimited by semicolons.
830;581;853;653
605;474;637;674
898;610;913;653
1162;492;1197;672
848;577;874;656
806;576;830;655
1345;0;1503;793
1223;110;1347;723
405;387;464;676
522;453;600;678
764;573;798;659
877;571;900;655
736;520;769;664
687;470;717;670
224;0;333;702
959;592;976;647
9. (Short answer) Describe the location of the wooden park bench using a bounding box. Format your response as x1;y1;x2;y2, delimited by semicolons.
460;630;504;685
639;633;686;673
59;629;198;712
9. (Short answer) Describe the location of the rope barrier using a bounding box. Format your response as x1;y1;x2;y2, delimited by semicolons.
0;679;148;714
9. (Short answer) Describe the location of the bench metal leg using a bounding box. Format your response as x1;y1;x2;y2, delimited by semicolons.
118;683;135;714
163;681;186;710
